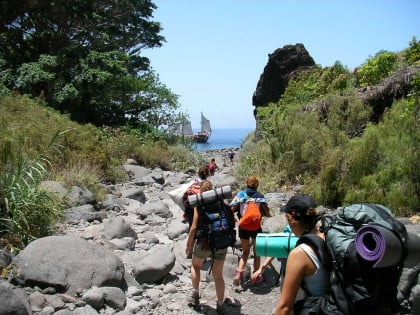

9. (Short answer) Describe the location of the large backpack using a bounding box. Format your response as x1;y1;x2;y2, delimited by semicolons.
239;198;263;231
295;203;408;315
182;181;202;226
196;199;236;251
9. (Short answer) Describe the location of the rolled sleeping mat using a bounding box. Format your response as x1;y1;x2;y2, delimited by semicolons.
354;225;420;268
256;233;299;258
188;185;232;208
355;225;403;268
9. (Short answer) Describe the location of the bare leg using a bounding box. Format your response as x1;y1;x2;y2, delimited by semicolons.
212;259;225;302
191;255;205;289
252;238;260;272
238;238;251;271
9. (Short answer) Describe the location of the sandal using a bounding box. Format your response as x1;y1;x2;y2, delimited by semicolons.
232;269;243;286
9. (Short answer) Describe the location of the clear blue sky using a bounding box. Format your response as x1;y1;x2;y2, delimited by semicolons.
143;0;420;129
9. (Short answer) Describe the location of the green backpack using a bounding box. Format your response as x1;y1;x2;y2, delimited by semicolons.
295;203;408;315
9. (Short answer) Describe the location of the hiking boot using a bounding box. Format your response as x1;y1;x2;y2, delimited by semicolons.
187;291;199;306
232;269;243;286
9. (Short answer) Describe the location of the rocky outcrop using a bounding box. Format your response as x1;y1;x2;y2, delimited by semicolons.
252;44;315;137
356;64;420;122
253;43;315;108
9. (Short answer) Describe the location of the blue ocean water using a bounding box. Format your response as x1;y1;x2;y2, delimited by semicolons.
192;128;254;151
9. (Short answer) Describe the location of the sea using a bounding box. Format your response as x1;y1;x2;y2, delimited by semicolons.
192;128;254;151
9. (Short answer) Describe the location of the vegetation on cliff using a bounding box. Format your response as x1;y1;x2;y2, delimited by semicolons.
238;38;419;215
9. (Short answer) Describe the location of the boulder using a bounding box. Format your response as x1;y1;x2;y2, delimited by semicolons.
137;202;172;219
0;281;32;315
103;217;138;240
121;187;146;203
167;220;189;240
65;186;95;207
122;165;152;182
65;205;107;224
132;246;175;283
13;236;125;295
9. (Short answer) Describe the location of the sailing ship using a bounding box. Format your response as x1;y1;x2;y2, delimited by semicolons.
180;112;212;143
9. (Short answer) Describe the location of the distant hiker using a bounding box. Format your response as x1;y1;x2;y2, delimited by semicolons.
182;165;210;229
228;150;235;164
229;176;271;287
207;158;219;176
274;194;330;315
185;180;235;312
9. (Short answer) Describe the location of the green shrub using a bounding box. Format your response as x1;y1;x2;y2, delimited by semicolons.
355;51;398;86
0;155;63;247
404;36;420;65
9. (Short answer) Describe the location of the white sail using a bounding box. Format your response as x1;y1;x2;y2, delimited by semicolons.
181;119;193;136
200;113;212;133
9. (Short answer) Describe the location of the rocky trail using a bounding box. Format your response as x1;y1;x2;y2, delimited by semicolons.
1;148;419;315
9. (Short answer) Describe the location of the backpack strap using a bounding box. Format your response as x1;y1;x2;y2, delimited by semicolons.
296;234;331;270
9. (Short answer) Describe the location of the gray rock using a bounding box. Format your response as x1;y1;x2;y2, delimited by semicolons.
109;237;136;251
0;249;13;268
122;165;152;182
82;287;104;310
121;187;146;203
29;291;45;310
53;310;73;315
142;232;159;245
265;192;287;215
99;194;124;211
411;284;420;315
137;202;172;219
0;281;32;315
262;214;288;233
41;305;55;314
73;304;100;315
133;246;175;284
65;186;95;207
167;221;188;240
13;236;125;295
103;217;138;240
65;205;107;224
100;287;126;310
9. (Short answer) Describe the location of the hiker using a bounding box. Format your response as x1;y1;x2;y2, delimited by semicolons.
274;194;330;315
183;165;211;229
228;150;235;164
185;180;233;312
230;176;271;286
207;158;218;176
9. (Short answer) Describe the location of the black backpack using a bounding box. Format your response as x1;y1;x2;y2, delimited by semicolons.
295;203;408;315
196;199;236;251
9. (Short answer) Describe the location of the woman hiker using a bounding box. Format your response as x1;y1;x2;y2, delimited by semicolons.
274;194;330;315
185;180;234;313
229;176;271;287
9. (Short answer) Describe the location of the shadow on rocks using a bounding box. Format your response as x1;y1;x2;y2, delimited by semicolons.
189;297;242;315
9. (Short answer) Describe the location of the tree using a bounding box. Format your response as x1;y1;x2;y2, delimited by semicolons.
0;0;178;127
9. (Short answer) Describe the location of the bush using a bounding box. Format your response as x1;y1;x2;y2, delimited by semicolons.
0;155;63;247
404;36;420;65
355;51;398;86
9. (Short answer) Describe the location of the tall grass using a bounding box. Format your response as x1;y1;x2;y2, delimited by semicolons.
0;149;63;247
1;94;197;246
